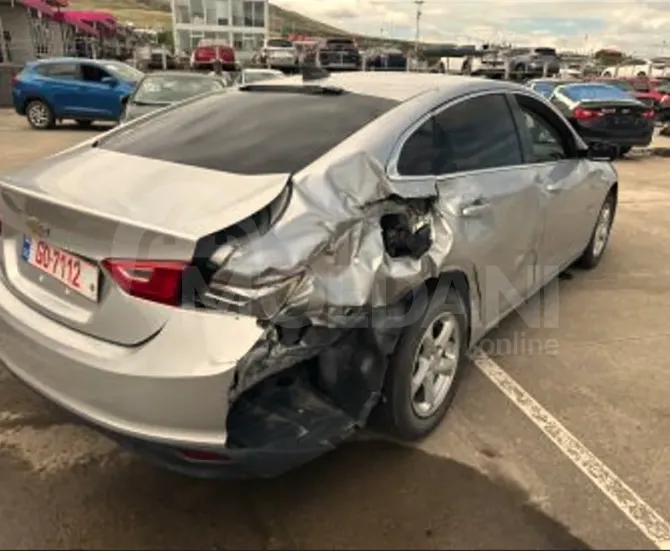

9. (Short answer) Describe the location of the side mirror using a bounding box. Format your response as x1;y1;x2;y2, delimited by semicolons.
102;76;117;86
580;142;618;160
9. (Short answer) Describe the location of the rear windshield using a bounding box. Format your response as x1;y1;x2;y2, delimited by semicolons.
327;39;356;46
97;90;398;174
606;80;635;92
560;84;634;102
267;39;293;48
133;75;224;104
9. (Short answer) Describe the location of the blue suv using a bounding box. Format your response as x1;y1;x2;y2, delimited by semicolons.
12;57;142;130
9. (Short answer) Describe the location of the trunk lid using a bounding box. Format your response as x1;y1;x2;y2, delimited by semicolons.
0;148;289;345
578;99;651;132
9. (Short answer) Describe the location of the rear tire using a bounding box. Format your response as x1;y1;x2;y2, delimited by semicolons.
25;99;55;130
575;191;616;270
373;285;469;441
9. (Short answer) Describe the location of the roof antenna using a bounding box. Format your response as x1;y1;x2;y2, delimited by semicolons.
301;65;330;82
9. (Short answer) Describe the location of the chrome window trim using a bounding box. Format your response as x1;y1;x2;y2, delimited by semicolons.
386;88;581;183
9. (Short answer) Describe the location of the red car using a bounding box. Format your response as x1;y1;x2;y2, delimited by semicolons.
190;39;236;71
593;77;670;119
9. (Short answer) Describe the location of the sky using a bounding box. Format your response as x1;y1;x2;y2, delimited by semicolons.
272;0;670;56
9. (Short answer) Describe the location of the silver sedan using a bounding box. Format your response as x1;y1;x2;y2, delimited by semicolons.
0;72;617;478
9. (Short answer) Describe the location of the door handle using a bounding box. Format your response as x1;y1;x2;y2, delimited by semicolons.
460;199;491;217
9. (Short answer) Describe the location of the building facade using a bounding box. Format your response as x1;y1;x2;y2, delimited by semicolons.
170;0;267;58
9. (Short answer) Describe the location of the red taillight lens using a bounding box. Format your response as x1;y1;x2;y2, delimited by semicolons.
102;259;187;306
573;107;602;120
642;109;656;119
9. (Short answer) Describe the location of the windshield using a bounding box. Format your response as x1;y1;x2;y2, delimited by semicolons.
133;75;224;104
103;61;144;83
242;71;283;84
560;84;634;102
534;48;557;56
267;39;293;48
531;81;560;98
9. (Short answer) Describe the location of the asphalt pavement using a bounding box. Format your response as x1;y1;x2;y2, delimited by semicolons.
1;111;669;549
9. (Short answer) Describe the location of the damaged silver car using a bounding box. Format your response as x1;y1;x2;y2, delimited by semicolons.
0;72;617;478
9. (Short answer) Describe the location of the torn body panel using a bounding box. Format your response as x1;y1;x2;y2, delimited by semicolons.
201;152;483;467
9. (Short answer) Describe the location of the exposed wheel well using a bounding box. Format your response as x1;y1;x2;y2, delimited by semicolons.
422;270;472;346
609;181;618;213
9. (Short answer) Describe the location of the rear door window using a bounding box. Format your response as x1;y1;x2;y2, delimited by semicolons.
97;89;398;174
36;62;81;80
396;93;522;176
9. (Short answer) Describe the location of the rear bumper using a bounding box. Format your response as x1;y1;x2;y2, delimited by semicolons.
0;272;372;478
577;124;655;148
0;271;263;450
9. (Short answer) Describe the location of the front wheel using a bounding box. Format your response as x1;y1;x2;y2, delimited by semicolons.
374;286;468;441
575;191;616;270
25;99;55;130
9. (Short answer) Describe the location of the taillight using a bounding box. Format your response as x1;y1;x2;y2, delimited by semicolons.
175;448;232;463
102;259;187;306
643;109;656;119
10;74;18;87
573;107;602;120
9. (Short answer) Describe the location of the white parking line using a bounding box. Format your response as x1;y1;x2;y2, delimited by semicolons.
471;349;670;550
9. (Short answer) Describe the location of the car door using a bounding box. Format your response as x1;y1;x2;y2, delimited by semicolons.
34;62;85;117
509;92;600;274
392;92;544;329
78;63;122;119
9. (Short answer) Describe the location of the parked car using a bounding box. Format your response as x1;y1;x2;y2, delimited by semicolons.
601;57;670;78
11;57;142;129
120;72;226;123
233;68;285;85
307;37;361;70
526;78;574;99
504;47;561;77
549;82;655;157
0;73;617;478
364;47;408;71
255;38;298;69
146;49;178;70
190;39;236;71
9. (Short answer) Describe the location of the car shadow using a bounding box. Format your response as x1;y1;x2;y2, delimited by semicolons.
0;432;590;550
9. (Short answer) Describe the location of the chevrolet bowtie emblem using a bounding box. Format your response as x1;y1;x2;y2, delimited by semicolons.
26;216;50;238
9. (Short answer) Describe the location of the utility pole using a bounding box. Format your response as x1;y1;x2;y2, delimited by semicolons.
414;0;424;60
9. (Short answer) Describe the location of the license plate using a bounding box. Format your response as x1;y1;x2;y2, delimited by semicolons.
612;116;633;125
21;236;99;302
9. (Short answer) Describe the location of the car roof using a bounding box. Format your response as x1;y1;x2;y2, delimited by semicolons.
251;72;531;102
32;57;115;65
